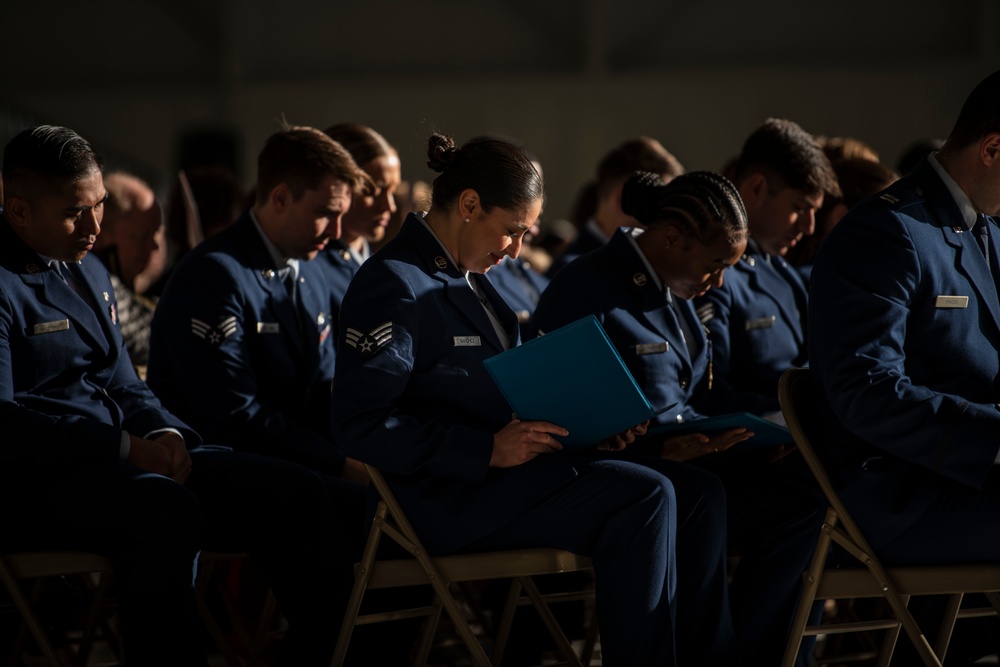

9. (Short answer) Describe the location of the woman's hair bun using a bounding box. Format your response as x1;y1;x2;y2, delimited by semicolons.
427;133;460;173
620;171;666;225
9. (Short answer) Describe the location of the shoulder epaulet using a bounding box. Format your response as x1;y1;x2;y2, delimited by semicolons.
876;180;925;211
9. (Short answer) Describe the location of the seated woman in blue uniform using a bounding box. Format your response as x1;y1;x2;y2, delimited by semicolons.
318;123;402;327
330;134;738;666
531;171;826;667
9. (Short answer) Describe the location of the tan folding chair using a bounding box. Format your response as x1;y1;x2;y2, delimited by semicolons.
0;551;115;667
331;463;597;667
778;367;1000;667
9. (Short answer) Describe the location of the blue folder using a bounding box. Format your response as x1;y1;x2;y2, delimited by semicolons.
483;315;672;449
646;412;792;448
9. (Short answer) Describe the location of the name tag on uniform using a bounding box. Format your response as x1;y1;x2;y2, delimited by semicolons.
635;341;669;356
257;322;280;334
32;319;70;335
453;335;481;347
745;316;776;331
935;295;969;309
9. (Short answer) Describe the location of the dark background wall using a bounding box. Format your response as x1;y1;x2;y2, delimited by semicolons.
2;0;997;225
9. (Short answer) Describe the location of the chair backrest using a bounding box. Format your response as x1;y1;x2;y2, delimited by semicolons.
777;367;880;560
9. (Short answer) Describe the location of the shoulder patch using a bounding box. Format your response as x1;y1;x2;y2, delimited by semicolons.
345;321;393;358
192;316;239;345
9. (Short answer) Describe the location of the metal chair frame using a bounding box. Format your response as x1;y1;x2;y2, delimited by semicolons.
778;367;1000;667
331;463;597;667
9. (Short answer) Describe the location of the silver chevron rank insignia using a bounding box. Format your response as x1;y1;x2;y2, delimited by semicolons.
192;316;239;346
345;321;392;358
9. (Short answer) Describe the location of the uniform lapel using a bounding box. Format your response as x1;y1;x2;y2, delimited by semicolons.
610;231;694;373
237;216;304;359
404;217;509;353
938;206;1000;337
26;262;111;356
743;251;805;347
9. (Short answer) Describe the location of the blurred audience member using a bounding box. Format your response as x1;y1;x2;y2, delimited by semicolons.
547;137;683;276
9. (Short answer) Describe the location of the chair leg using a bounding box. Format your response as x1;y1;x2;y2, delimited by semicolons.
490;579;521;667
934;593;964;661
881;590;942;667
781;511;835;667
74;570;113;667
580;613;599;667
332;506;390;667
411;597;444;667
0;572;67;667
519;576;582;667
874;596;906;667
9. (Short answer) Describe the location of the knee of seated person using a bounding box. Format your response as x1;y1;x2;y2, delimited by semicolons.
126;474;204;547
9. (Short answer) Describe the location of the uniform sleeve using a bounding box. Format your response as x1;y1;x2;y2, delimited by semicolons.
809;210;1000;489
331;265;493;483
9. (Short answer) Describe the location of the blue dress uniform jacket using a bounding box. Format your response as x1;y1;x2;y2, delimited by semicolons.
693;240;808;415
147;211;343;472
0;217;198;463
330;214;579;555
530;228;709;426
809;158;1000;552
487;255;549;340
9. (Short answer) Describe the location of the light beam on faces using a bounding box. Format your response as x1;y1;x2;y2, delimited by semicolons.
342;154;401;244
458;198;542;274
13;170;108;263
754;187;823;256
665;233;746;300
278;177;352;260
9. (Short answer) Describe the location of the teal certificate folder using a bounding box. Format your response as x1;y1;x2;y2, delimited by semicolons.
647;412;791;448
483;315;671;449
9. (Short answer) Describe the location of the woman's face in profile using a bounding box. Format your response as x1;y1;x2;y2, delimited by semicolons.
661;230;746;300
342;153;401;243
458;197;543;274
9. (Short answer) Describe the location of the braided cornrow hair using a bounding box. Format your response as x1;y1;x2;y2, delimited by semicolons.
621;170;748;247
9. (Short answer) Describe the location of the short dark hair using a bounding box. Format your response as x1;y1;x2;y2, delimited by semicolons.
255;126;370;205
621;170;748;247
2;125;103;200
426;133;542;213
323;123;396;169
944;69;1000;151
596;137;684;198
735;118;840;198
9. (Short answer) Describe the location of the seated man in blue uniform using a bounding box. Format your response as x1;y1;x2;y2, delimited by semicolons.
546;136;683;277
148;126;370;482
0;125;359;666
811;69;1000;584
695;118;840;416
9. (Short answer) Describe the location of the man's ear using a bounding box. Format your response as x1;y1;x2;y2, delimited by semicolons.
269;183;292;213
739;172;768;210
980;133;1000;167
3;196;30;229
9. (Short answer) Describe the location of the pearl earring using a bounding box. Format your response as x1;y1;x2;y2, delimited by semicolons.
465;217;470;223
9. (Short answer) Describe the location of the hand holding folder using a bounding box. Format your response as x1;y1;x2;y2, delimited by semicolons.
483;316;674;449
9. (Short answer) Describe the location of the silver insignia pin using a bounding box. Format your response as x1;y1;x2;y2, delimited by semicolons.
633;273;647;286
434;256;448;270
